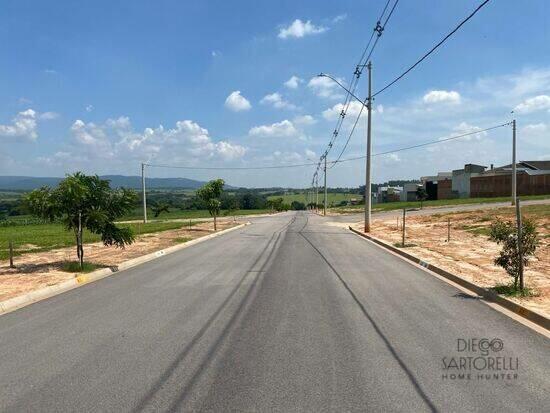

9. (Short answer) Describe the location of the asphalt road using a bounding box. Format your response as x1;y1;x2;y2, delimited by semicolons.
0;212;548;412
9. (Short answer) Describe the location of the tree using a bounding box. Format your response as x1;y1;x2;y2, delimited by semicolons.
196;179;225;230
489;217;538;291
26;173;137;269
151;202;170;218
416;186;427;209
224;197;239;222
290;200;306;211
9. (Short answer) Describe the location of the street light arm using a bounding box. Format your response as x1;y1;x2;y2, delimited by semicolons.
318;73;368;107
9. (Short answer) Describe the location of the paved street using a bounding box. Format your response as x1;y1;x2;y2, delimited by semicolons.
0;212;548;412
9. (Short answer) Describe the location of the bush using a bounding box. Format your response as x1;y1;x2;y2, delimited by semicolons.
489;217;538;290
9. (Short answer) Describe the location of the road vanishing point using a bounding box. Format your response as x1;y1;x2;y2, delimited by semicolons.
0;212;548;412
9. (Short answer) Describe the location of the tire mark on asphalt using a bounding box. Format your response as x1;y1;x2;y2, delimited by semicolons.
133;215;294;412
298;230;438;413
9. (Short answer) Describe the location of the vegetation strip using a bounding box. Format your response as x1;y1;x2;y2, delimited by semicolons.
348;226;550;331
0;223;249;316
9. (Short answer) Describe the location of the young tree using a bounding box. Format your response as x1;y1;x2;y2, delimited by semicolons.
26;172;137;269
489;217;538;291
196;179;225;230
416;186;427;209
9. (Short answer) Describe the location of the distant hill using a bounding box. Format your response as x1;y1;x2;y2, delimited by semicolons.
0;175;208;191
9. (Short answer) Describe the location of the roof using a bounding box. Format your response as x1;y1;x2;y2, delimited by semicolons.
494;160;550;171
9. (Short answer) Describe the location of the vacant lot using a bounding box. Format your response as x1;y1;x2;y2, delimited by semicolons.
354;204;550;318
333;194;550;214
0;220;239;302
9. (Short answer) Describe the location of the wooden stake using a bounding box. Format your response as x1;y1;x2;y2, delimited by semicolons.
9;240;15;268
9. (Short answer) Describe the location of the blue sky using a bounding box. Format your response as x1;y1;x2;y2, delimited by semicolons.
1;0;549;187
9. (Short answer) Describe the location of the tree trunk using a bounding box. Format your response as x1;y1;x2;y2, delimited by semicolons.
78;212;83;270
214;214;217;231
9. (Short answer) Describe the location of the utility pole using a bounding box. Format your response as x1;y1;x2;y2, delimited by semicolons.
511;119;517;206
315;174;319;213
364;61;373;232
323;156;327;216
516;197;524;290
141;162;148;224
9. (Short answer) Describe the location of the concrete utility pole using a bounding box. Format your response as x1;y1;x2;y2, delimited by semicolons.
141;163;148;224
516;197;524;290
315;174;319;213
323;156;328;216
511;119;517;206
364;61;373;232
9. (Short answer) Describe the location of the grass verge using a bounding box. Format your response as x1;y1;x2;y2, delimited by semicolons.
61;261;105;273
491;284;539;297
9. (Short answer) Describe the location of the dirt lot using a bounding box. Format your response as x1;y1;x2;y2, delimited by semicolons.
351;205;550;318
0;220;239;302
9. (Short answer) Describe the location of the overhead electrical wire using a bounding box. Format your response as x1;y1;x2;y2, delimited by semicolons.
327;0;492;165
372;0;491;97
313;0;399;180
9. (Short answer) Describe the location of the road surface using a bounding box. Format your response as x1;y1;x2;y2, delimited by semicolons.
0;212;548;412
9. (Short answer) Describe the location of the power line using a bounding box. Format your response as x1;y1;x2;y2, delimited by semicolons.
328;0;492;165
331;121;510;165
372;0;491;98
314;0;399;179
144;122;509;172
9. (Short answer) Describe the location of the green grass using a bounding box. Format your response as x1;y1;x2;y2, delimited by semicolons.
267;192;359;206
393;242;417;248
61;261;104;273
120;208;271;221
0;220;202;260
491;284;539;297
173;237;192;244
331;194;550;213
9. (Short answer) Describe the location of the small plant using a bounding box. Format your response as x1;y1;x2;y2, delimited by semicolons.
489;217;538;291
416;186;427;209
62;261;102;273
174;237;192;244
491;284;538;297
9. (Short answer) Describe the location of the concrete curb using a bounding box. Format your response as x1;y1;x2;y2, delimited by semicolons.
349;226;550;331
0;222;250;316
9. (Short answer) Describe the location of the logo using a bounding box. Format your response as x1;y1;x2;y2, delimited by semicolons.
441;338;519;381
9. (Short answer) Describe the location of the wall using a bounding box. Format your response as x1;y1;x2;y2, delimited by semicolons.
437;178;453;200
470;173;550;197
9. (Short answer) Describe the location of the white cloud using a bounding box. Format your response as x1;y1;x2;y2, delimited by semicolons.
43;69;58;75
514;95;550;114
308;76;344;100
0;109;38;141
249;119;299;138
332;14;347;23
284;75;303;89
260;92;297;110
278;19;327;39
321;101;383;121
86;104;94;112
444;122;488;141
423;90;461;104
305;149;316;159
293;114;317;126
211;50;221;57
224;90;252;112
39;111;59;120
68;117;247;162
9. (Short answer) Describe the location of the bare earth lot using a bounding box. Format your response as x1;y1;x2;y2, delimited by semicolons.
0;220;239;302
351;205;550;318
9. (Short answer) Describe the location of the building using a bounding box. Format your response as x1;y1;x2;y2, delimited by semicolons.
400;182;422;202
376;186;402;203
452;164;487;198
420;172;452;200
470;160;550;198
